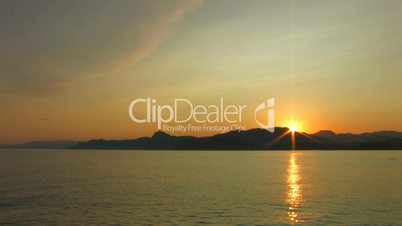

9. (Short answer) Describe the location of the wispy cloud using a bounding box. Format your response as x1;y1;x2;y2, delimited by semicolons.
0;0;202;95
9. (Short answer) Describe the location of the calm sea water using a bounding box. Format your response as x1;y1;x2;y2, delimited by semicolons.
1;150;401;225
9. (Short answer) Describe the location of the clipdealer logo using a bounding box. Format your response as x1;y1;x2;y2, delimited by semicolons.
254;97;275;132
128;97;274;133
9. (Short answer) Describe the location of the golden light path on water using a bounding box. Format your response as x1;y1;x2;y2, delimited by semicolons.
286;152;303;223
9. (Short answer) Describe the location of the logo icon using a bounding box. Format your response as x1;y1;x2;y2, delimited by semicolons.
254;97;275;132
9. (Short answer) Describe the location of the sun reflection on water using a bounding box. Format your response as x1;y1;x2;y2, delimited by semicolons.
286;152;303;223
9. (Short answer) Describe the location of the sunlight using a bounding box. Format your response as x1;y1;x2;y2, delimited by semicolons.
285;121;301;150
286;153;303;223
285;120;303;133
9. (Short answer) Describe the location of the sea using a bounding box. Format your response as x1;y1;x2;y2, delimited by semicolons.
1;150;401;225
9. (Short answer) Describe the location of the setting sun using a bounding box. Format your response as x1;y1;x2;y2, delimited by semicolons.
286;120;302;132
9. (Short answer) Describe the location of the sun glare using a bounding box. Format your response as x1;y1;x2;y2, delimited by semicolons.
289;124;297;132
285;120;303;133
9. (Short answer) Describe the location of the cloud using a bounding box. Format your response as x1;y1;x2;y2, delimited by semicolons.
0;0;202;95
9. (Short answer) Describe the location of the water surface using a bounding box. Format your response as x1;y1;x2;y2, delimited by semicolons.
1;150;401;225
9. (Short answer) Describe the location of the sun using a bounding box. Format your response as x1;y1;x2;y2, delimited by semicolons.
289;124;298;132
284;120;303;133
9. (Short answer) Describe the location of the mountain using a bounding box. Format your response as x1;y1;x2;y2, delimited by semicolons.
0;140;79;149
3;129;401;150
311;130;402;149
72;128;402;150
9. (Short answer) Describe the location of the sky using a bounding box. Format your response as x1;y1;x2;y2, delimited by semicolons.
0;0;401;143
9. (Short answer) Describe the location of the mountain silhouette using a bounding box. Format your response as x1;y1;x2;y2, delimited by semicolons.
72;127;402;150
0;140;78;149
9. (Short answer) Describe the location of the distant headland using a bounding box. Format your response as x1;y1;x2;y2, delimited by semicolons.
2;127;402;150
70;127;402;150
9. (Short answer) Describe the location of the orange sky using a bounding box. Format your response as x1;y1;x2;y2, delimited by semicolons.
0;0;401;144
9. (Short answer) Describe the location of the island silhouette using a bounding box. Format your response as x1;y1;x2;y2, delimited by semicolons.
69;127;402;150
